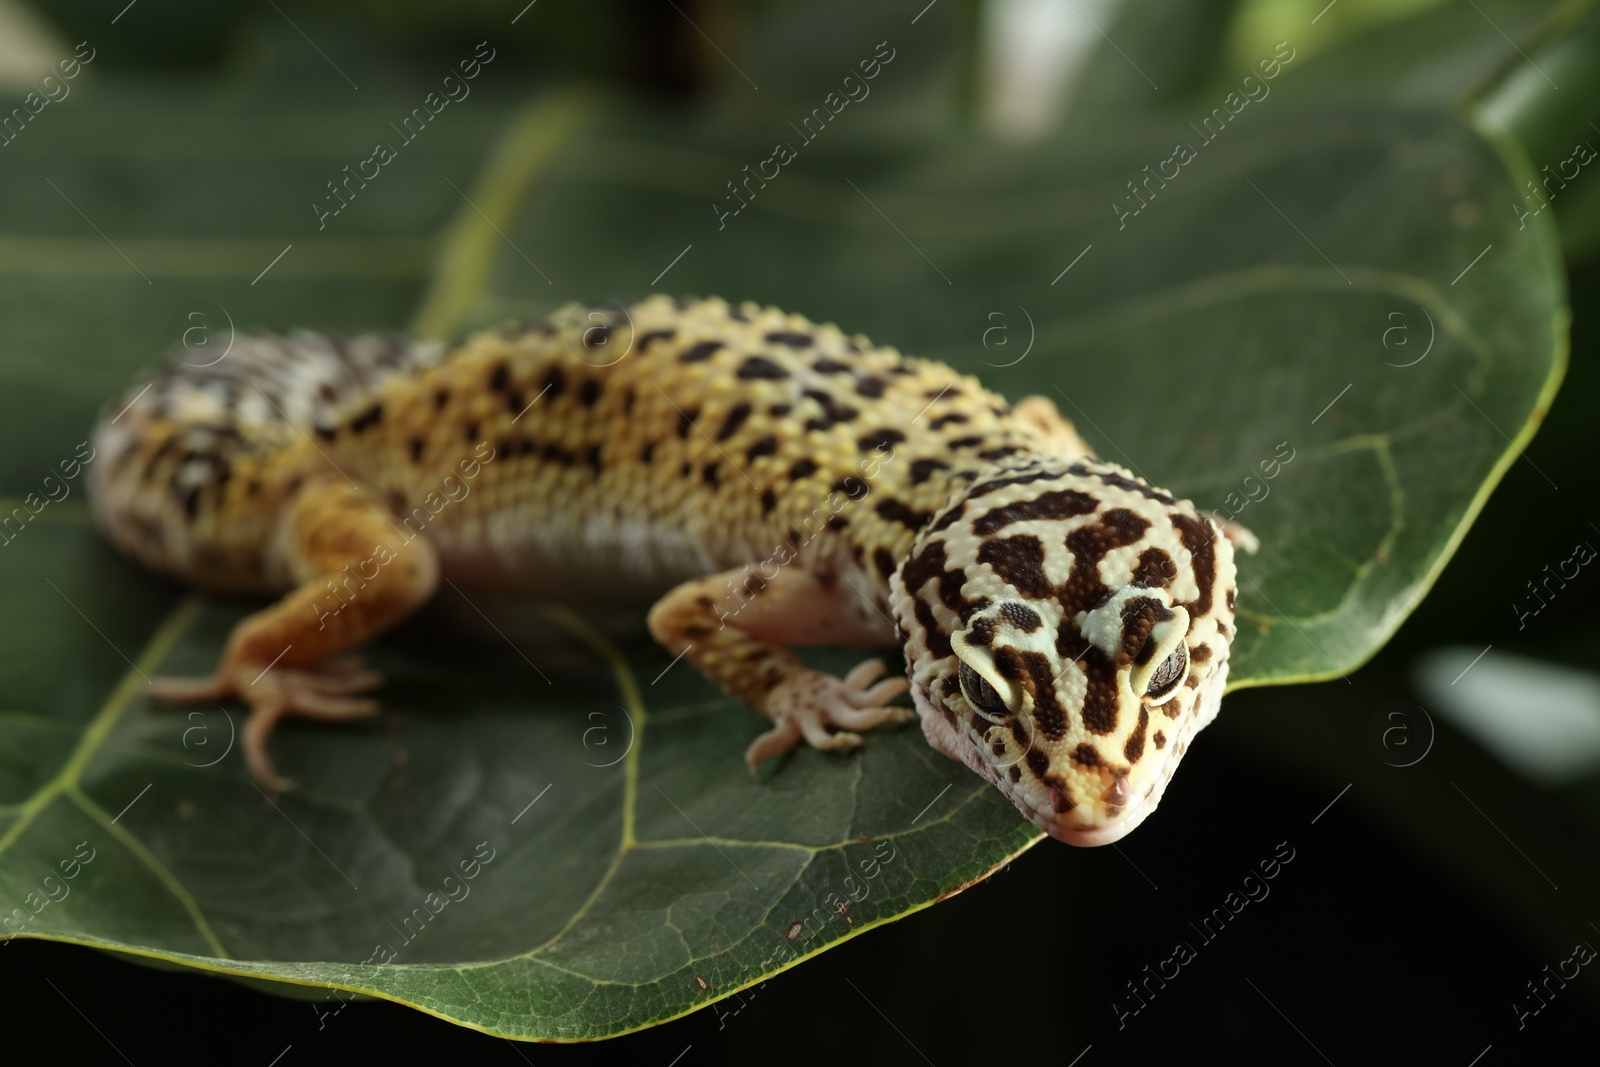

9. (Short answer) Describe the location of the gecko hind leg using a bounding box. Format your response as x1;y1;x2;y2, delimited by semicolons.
147;475;439;791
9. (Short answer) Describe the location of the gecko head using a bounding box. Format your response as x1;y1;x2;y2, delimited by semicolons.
889;457;1238;846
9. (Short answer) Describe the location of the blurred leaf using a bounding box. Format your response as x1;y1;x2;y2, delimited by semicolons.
0;6;1567;1042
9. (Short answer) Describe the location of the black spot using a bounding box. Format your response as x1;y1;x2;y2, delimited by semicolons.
916;599;953;658
1173;514;1217;616
680;461;692;477
578;379;601;406
717;402;752;442
677;407;700;438
910;458;950;485
930;413;969;430
506;390;523;415
766;330;813;347
994;646;1068;740
747;435;778;460
760;488;778;515
729;304;750;322
813;358;851;374
349;403;384;433
410;438;426;463
1000;603;1042;632
681;340;723;363
769;403;791;417
465;421;479;443
434;388;450;410
968;617;996;646
1132;548;1176;588
541;365;566;399
489;362;509;391
855;376;887;398
978;535;1053;599
856;428;904;453
738;356;789;380
313;425;337;442
973;488;1098;536
1072;744;1101;767
639;441;656;463
622;387;635;415
801;389;859;431
1124;707;1150;764
978;446;1019;461
876;499;931;531
540;442;576;465
874;547;897;580
947;435;984;449
584;444;603;472
583;324;612;350
703;463;720;487
832;476;869;501
826;516;848;531
929;502;965;532
789;459;819;480
638;329;676;350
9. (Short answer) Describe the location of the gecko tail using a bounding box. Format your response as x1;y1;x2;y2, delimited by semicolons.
86;331;445;594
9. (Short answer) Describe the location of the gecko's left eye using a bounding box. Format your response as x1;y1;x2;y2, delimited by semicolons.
1143;645;1188;703
959;661;1009;719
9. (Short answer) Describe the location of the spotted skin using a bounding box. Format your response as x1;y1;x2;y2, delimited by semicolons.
87;295;1238;842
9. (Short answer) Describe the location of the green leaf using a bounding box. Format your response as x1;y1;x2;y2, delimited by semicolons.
0;11;1565;1042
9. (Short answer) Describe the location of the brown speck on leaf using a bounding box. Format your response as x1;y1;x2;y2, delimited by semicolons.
695;974;709;991
785;921;804;941
177;800;196;819
392;747;409;767
834;900;853;925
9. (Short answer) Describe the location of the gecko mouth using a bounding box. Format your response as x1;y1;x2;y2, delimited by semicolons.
910;681;1162;848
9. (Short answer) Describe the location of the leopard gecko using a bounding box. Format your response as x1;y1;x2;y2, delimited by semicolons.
87;295;1242;846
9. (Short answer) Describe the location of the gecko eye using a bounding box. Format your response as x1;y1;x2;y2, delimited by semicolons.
1143;645;1189;703
959;661;1009;718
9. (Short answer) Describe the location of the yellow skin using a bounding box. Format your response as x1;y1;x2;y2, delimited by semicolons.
88;296;1240;845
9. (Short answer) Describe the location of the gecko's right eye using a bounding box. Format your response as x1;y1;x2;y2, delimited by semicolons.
959;661;1009;719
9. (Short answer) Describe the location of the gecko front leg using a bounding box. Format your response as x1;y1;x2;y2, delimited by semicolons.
647;562;913;771
147;475;439;789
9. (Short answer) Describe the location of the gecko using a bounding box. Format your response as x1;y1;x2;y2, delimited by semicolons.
87;295;1242;846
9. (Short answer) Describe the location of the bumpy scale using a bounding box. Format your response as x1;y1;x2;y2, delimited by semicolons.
88;296;1242;845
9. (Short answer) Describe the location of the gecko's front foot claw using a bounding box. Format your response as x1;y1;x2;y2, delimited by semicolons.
745;658;912;772
147;657;384;791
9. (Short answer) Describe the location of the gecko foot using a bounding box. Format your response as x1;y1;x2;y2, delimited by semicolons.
148;656;383;792
745;658;913;772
